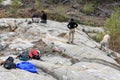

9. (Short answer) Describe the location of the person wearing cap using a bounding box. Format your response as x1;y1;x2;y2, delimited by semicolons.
67;18;78;44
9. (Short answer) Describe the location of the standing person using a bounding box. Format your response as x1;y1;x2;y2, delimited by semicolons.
40;10;47;23
100;33;110;54
32;11;39;23
67;18;78;44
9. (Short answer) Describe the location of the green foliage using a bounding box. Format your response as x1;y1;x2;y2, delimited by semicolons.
0;53;4;56
55;15;68;22
12;0;21;8
83;2;95;14
91;32;104;42
46;0;53;4
56;6;65;13
8;8;16;14
104;6;120;52
78;0;98;4
35;0;44;9
104;7;120;38
75;19;96;27
0;0;3;3
77;0;85;4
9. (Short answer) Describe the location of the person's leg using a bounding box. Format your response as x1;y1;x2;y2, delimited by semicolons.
41;19;47;23
35;18;39;23
32;18;33;22
105;42;111;57
105;42;109;53
35;18;38;23
68;29;72;43
71;29;75;43
100;41;106;52
100;41;104;50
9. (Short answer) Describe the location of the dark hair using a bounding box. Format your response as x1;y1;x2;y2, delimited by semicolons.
41;10;45;13
70;18;74;22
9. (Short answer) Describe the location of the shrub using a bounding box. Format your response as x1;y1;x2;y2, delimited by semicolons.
8;8;16;14
104;6;120;52
91;32;104;42
82;0;98;15
83;2;95;14
77;0;85;4
11;0;21;8
45;0;53;4
0;0;3;3
53;14;68;22
35;0;44;9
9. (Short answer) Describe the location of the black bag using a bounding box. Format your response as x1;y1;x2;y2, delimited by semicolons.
6;56;14;62
32;54;40;60
3;57;16;69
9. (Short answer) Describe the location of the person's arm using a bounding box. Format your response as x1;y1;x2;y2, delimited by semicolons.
67;23;70;29
75;23;78;27
44;13;47;20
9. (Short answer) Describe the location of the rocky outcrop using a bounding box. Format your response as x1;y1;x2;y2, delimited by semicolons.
30;60;120;80
0;19;120;80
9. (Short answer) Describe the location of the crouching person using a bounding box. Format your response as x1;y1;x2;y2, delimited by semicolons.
100;33;110;55
32;12;40;23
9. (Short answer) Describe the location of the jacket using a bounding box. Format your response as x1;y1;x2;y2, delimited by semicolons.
67;21;78;29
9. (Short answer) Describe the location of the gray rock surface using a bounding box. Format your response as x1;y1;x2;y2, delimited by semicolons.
0;19;120;80
30;60;120;80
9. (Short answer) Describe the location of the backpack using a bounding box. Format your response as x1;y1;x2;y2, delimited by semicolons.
29;50;41;60
17;51;30;61
3;57;16;69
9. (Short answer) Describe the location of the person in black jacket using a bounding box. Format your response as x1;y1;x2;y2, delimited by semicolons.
67;18;78;44
40;10;47;23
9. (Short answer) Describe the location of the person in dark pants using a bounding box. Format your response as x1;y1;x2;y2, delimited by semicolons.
40;10;47;23
32;12;39;23
67;18;78;44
